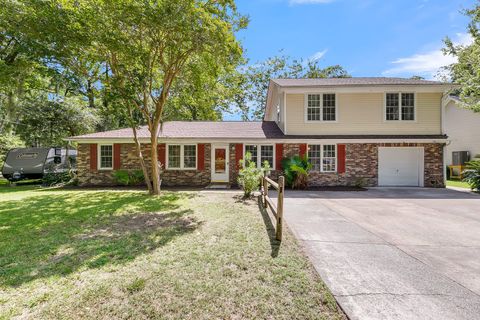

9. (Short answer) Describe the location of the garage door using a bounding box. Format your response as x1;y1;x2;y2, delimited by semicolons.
378;147;424;187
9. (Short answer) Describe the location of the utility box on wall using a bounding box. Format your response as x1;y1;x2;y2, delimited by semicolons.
452;151;470;165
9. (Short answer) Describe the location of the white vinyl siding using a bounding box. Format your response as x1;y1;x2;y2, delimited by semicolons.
286;93;441;135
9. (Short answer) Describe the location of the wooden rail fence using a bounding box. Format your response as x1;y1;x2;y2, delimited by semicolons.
261;175;285;241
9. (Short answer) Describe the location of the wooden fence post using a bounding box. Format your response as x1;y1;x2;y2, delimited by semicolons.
276;176;284;241
263;176;268;208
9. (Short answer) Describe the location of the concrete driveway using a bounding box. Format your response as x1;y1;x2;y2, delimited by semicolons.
282;188;480;320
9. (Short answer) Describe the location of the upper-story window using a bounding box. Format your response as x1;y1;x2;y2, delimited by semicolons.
386;93;415;121
306;93;336;122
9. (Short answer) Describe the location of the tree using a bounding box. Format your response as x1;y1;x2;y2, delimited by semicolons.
233;54;350;120
80;0;247;194
443;2;480;112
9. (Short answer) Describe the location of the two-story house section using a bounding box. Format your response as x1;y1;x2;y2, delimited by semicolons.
68;77;453;188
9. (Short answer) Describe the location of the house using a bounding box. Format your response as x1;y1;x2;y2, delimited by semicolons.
443;96;480;166
67;77;454;188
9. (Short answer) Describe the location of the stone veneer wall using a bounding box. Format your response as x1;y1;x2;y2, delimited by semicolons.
77;142;444;188
77;143;211;187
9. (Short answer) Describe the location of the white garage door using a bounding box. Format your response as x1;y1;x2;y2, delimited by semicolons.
378;147;424;187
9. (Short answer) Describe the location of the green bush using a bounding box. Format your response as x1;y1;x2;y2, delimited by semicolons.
42;171;72;186
0;133;23;169
463;160;480;191
281;155;312;189
237;152;270;198
113;170;145;186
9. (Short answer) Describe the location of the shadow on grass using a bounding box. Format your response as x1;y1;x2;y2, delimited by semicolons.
256;196;280;258
0;190;200;287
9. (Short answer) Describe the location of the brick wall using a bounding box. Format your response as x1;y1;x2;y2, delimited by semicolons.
77;143;211;187
77;141;444;188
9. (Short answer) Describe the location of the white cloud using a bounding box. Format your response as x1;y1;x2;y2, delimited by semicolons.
382;33;473;80
308;49;328;62
289;0;335;5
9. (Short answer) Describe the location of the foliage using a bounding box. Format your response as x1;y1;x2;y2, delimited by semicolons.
233;54;351;120
463;160;480;191
281;155;312;189
113;170;145;186
237;152;270;197
42;171;72;187
443;2;480;112
17;95;99;147
0;133;23;168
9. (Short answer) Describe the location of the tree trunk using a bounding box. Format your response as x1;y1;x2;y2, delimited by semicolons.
131;125;153;194
150;127;161;195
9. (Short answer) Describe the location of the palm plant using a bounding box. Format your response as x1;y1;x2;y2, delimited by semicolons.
463;160;480;191
281;155;312;189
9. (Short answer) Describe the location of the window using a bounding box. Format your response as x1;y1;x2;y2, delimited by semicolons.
308;145;322;171
245;145;258;165
386;93;415;121
307;94;321;121
244;144;274;168
322;94;336;121
306;93;336;121
308;144;336;172
99;145;113;169
260;145;274;168
167;144;197;169
183;145;197;169
322;145;336;172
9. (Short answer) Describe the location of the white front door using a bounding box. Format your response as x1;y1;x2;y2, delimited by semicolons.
211;144;229;182
378;147;424;187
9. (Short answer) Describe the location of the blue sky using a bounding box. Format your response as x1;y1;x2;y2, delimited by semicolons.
235;0;475;79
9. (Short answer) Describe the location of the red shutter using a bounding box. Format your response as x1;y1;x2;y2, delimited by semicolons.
275;143;283;171
235;143;243;170
90;144;97;170
299;144;307;157
113;144;121;170
158;143;166;166
197;143;205;170
337;144;346;174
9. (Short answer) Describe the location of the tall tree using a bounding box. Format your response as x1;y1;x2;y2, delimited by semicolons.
79;0;247;194
443;2;480;112
233;55;350;120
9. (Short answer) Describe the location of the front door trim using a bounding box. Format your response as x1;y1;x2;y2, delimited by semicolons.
211;144;229;183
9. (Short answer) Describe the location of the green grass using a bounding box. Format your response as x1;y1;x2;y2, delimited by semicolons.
446;179;471;189
0;185;344;319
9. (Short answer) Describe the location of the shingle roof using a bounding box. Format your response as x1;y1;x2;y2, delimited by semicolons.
68;121;447;141
271;77;449;87
68;121;285;140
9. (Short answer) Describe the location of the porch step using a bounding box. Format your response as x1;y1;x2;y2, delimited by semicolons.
205;183;231;189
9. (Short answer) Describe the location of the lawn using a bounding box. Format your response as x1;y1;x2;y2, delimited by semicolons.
0;185;344;319
446;179;471;189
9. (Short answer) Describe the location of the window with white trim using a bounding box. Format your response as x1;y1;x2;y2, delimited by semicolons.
307;93;336;121
386;93;415;121
308;144;336;172
244;144;274;168
99;145;113;169
167;144;197;169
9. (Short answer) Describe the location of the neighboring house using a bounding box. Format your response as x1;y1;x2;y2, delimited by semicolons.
67;77;453;188
444;96;480;165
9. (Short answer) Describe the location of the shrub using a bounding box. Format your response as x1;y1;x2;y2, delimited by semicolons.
42;171;72;186
237;152;270;198
463;160;480;191
113;170;145;186
281;155;312;189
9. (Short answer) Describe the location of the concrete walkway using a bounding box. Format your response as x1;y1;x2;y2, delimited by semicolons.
281;188;480;320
